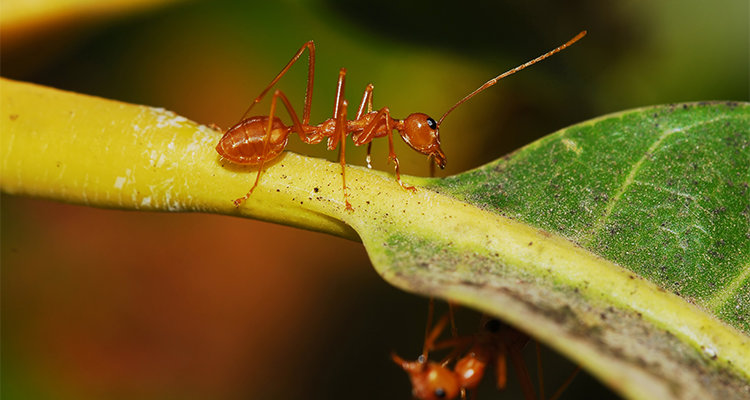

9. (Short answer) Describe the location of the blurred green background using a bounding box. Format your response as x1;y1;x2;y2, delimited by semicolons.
2;0;747;399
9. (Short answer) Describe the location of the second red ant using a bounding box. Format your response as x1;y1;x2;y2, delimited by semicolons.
392;305;581;400
216;31;586;210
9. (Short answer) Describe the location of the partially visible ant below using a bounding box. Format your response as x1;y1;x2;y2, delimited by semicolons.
392;302;581;400
215;32;586;209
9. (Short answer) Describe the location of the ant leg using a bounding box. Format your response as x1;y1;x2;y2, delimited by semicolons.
447;302;462;400
508;345;537;400
354;105;386;146
449;302;458;339
449;303;466;400
366;143;373;168
355;106;416;192
423;312;456;359
362;107;417;191
532;340;582;400
495;343;508;390
233;90;291;207
330;68;353;211
435;336;474;367
229;42;317;206
355;83;374;119
267;89;323;145
332;68;347;141
451;303;463;400
536;341;546;400
356;84;375;168
338;100;352;211
430;331;474;368
548;366;581;400
239;41;316;124
386;121;417;192
422;298;435;360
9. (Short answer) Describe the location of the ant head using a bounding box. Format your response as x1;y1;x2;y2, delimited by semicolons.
391;353;459;400
416;30;586;171
401;113;447;169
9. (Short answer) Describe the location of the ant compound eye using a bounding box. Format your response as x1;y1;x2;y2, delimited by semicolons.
484;318;501;333
434;388;447;398
426;117;437;130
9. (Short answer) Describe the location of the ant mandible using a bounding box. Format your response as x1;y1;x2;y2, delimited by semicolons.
392;308;581;400
216;31;587;210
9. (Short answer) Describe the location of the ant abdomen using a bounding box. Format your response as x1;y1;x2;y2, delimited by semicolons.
216;116;290;164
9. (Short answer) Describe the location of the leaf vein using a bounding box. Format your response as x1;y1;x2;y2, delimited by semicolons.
706;261;750;311
586;116;733;244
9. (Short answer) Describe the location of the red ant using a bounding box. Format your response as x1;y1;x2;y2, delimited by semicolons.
216;32;586;209
392;306;581;400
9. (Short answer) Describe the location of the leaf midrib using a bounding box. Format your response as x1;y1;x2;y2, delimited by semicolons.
584;115;733;246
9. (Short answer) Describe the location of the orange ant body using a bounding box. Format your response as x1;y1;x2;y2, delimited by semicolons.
392;309;581;400
216;32;586;209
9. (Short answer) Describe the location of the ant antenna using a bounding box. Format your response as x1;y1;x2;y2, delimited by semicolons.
437;31;587;126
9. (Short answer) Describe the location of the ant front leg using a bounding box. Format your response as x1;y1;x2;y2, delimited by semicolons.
358;107;416;192
385;116;417;192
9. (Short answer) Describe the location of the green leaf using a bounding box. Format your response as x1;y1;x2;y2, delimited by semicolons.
371;102;750;400
428;101;750;334
1;78;748;400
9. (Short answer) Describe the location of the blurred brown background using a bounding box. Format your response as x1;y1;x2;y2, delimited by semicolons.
2;0;748;399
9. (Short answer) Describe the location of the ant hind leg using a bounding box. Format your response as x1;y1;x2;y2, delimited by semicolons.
233;90;298;207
